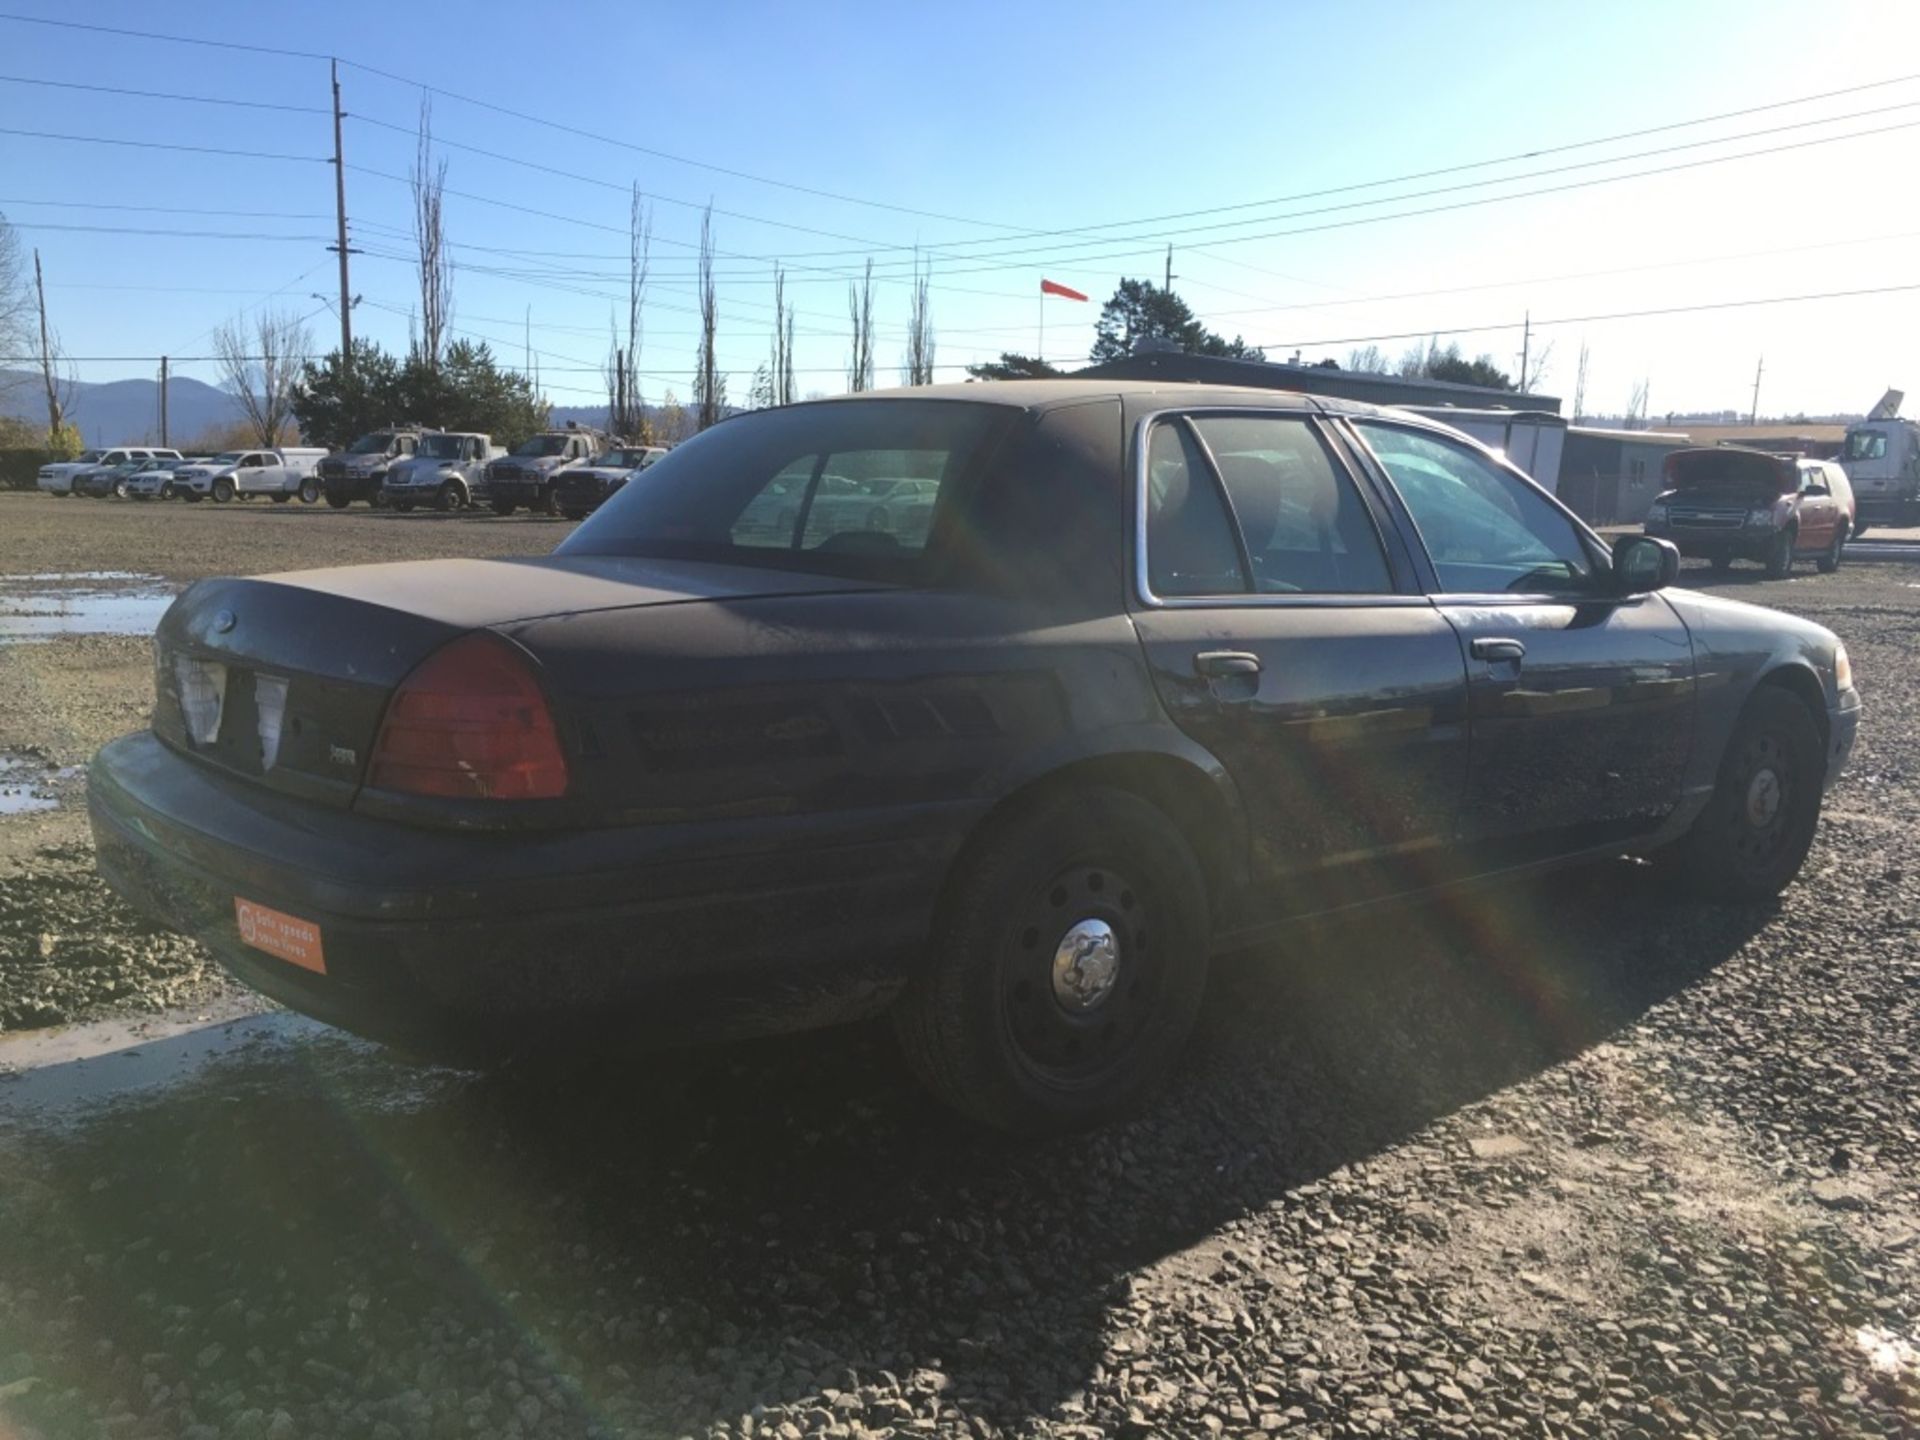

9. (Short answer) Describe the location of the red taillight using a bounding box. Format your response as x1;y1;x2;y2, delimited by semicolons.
368;634;569;800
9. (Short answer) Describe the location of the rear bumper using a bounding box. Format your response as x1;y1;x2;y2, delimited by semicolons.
89;731;969;1057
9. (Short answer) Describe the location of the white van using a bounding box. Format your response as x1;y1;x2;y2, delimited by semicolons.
1840;392;1920;533
175;448;331;503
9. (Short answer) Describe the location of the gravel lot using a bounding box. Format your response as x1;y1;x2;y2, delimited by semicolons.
1;490;1917;1438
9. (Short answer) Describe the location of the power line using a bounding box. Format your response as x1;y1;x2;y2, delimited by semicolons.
0;126;321;163
0;72;330;113
6;222;330;242
0;196;333;222
0;10;329;59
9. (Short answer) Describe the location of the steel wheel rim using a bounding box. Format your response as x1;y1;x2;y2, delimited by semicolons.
1731;730;1794;865
998;864;1162;1087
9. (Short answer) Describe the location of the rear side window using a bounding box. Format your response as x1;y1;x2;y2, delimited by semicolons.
561;401;1011;582
1191;416;1392;594
1145;421;1247;596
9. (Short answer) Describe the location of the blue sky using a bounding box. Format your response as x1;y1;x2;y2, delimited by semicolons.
3;0;1917;418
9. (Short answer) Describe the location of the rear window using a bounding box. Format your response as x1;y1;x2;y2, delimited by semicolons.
561;401;1011;581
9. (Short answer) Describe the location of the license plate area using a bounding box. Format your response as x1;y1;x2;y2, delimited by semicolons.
234;897;327;974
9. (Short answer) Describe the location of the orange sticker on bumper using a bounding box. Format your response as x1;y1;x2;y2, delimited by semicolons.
234;897;326;974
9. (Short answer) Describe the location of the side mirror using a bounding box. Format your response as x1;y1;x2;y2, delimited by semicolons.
1613;533;1680;593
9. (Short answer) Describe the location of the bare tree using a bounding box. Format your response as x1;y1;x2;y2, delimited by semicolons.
31;249;75;445
411;100;453;367
213;307;312;446
605;185;652;438
0;214;32;404
770;265;797;407
1522;338;1555;393
902;251;935;386
1396;336;1436;378
692;205;724;431
1624;376;1651;431
1572;341;1590;424
1345;344;1390;374
847;259;876;393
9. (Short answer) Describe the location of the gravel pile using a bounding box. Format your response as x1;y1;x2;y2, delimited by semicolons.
0;556;1914;1437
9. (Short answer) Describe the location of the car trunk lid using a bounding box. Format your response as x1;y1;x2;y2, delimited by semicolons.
153;556;888;811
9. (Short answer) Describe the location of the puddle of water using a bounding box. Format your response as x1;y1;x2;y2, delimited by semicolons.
0;755;80;816
0;572;175;643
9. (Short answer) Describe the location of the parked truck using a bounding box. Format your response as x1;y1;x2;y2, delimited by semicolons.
173;448;328;503
318;426;428;508
1839;389;1920;534
482;425;605;515
380;431;505;511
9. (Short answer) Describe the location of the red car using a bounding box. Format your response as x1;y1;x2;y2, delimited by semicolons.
1644;448;1855;578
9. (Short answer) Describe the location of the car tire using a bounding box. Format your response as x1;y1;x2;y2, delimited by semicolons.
113;480;129;499
324;491;349;510
1818;521;1847;574
182;491;202;503
1763;528;1794;579
299;479;320;504
271;493;291;504
393;500;415;513
1666;687;1825;903
212;477;235;504
435;480;462;512
1709;554;1732;573
891;787;1211;1133
491;499;516;516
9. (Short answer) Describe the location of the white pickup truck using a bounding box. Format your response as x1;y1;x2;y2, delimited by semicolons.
39;446;181;496
174;448;330;504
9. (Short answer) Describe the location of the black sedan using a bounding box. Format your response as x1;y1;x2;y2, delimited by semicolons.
90;383;1860;1131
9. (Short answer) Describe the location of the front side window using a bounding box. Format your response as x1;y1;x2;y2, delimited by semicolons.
561;400;1008;582
1191;416;1392;594
1355;423;1596;595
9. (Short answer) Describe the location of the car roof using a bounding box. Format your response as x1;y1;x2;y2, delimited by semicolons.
780;379;1491;426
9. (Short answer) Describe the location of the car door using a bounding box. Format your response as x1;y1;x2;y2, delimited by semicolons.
1127;407;1473;923
1344;419;1695;863
1795;463;1836;552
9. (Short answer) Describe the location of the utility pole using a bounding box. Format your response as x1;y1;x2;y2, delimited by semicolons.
329;59;354;372
1163;244;1176;293
158;356;168;446
1519;311;1531;394
1749;356;1764;425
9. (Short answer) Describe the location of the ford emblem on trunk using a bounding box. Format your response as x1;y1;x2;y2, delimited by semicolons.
212;609;237;634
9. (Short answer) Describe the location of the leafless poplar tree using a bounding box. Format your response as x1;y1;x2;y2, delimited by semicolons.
902;252;935;386
412;100;453;367
692;205;724;430
1625;377;1650;431
605;185;652;437
213;307;312;446
770;265;797;407
1572;342;1590;423
31;249;74;443
0;215;32;404
1344;345;1390;374
847;259;876;393
1522;339;1555;393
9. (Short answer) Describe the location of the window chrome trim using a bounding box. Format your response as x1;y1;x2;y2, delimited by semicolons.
1131;405;1428;611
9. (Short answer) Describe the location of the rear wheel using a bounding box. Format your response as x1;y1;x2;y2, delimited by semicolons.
159;482;174;500
1818;521;1847;574
491;498;516;516
211;477;235;504
1763;528;1795;579
892;787;1211;1133
271;493;291;504
1709;554;1733;573
298;478;320;504
113;479;129;499
1666;688;1824;902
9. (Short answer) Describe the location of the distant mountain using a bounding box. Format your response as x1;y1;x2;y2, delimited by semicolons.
0;370;242;447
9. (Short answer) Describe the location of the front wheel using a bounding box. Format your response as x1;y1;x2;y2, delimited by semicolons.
113;480;130;499
1818;522;1847;574
891;788;1211;1134
1665;688;1825;902
324;491;350;510
1763;528;1795;579
490;499;516;516
435;480;462;512
211;477;235;504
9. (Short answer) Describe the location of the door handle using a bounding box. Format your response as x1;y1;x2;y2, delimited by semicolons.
1471;637;1527;664
1194;651;1262;679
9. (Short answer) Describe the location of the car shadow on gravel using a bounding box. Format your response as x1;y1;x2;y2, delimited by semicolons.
0;860;1773;1437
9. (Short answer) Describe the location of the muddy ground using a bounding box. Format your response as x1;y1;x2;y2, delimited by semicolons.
1;490;1918;1438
